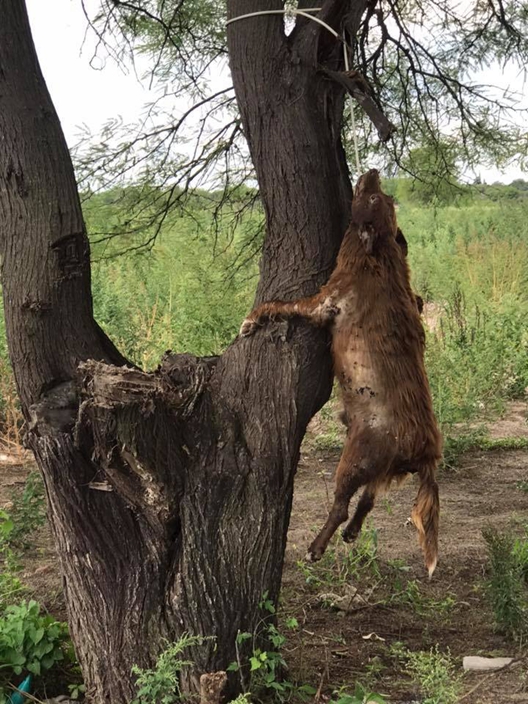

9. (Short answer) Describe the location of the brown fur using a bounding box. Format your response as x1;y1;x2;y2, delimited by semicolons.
240;169;442;577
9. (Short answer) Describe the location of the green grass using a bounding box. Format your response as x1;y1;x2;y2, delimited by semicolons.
442;432;528;470
390;644;461;704
1;191;528;445
482;525;528;638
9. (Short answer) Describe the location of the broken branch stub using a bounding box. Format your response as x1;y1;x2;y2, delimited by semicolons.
79;353;214;417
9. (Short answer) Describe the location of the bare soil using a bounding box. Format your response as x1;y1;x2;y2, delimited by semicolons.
1;404;527;703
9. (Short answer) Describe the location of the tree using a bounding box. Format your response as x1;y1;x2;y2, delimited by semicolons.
397;141;464;205
1;1;527;703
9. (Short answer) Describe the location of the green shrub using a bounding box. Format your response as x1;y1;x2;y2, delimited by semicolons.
482;526;528;637
392;643;461;704
131;634;207;704
329;683;386;704
0;600;69;703
3;472;46;551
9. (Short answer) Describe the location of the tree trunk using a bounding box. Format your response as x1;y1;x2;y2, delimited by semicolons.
0;1;364;702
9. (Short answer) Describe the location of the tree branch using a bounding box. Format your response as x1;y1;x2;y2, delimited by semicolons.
321;68;396;141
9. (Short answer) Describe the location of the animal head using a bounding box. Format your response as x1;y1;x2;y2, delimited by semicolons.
351;169;398;254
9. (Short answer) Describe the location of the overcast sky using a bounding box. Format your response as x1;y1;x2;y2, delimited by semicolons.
25;0;526;184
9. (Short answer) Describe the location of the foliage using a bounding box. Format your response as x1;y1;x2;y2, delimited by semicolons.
482;526;528;637
389;579;456;619
442;432;528;471
0;356;22;444
2;472;46;551
1;190;528;454
86;190;260;365
0;569;23;615
68;682;87;700
297;525;380;590
77;0;528;240
131;634;207;704
329;682;386;704
0;600;69;703
397;142;462;206
0;472;47;613
228;613;310;703
391;643;461;704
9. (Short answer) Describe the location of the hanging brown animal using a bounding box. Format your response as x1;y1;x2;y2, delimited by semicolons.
240;169;441;577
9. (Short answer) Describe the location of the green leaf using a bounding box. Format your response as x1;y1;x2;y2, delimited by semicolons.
249;656;262;671
236;632;252;643
27;659;42;675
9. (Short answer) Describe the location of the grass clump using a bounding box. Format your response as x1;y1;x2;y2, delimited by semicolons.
392;643;461;704
297;525;380;590
132;634;207;704
442;431;528;470
482;525;528;637
0;600;70;704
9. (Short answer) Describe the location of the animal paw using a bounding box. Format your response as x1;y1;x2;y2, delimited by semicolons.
341;527;358;544
314;298;340;324
324;303;340;319
306;543;324;562
239;318;257;337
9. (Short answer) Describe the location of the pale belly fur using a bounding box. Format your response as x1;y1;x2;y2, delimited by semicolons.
331;292;392;432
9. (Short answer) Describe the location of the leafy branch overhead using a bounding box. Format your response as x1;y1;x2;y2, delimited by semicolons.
77;0;528;252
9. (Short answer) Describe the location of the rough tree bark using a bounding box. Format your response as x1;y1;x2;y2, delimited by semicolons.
0;0;368;702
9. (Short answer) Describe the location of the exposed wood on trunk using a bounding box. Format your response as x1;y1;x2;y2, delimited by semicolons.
200;671;228;704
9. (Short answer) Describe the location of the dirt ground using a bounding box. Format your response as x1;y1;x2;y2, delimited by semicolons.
1;404;527;703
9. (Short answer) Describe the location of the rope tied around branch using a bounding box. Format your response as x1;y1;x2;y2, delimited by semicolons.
226;7;363;173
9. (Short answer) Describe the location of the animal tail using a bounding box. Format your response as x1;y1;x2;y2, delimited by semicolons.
411;461;439;579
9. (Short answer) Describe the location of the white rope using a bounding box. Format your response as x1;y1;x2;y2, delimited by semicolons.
226;7;363;175
342;31;362;174
227;9;339;37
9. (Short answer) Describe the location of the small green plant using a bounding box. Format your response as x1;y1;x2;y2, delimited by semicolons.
329;682;386;704
229;695;252;704
392;643;461;704
0;473;47;616
313;431;343;452
483;526;528;636
229;621;316;703
228;600;316;704
68;682;87;700
5;472;46;550
440;429;488;470
358;656;386;693
0;600;69;703
0;569;24;612
516;480;528;493
297;524;380;589
132;634;207;704
390;579;456;618
229;627;289;700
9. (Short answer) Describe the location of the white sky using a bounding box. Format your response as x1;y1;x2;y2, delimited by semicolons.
26;0;152;142
26;0;526;184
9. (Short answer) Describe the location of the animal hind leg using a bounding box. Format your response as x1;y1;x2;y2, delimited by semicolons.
306;472;363;562
341;482;378;544
306;432;391;561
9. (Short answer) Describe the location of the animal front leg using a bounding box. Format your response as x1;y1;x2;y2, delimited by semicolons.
239;291;339;337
